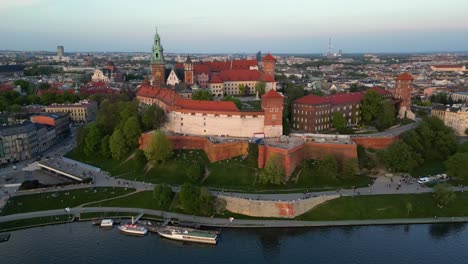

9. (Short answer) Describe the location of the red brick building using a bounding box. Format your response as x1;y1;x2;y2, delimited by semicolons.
292;87;392;133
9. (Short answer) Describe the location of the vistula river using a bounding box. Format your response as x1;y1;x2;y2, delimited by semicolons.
1;221;468;264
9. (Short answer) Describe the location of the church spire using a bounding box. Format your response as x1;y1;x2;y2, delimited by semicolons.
151;27;164;64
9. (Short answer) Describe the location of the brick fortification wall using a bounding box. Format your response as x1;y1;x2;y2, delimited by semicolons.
221;194;339;218
351;136;398;149
258;142;358;177
139;133;248;163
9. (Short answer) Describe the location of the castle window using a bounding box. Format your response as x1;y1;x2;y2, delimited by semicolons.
272;115;276;120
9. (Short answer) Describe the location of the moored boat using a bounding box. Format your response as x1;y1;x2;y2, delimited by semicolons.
100;219;113;228
157;226;218;245
118;224;148;236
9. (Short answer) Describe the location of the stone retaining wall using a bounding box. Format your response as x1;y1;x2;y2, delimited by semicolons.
220;194;339;218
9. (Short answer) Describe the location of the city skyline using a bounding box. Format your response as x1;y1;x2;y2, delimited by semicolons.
1;0;468;53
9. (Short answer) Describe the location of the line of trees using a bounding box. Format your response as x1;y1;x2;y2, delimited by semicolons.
76;98;166;162
378;117;458;173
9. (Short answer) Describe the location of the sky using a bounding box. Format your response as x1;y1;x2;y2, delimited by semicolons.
0;0;468;53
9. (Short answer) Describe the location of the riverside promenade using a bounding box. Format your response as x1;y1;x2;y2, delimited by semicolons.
1;206;467;228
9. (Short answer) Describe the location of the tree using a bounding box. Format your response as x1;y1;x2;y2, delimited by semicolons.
458;141;468;154
109;129;129;160
122;116;141;148
258;154;284;185
222;95;242;109
361;90;382;123
84;123;103;157
238;84;247;96
75;127;88;152
153;184;174;209
402;116;457;161
341;159;358;179
178;182;200;214
192;90;213;101
332;111;346;132
141;104;167;131
255;81;266;95
13;80;34;94
357;145;376;170
406;202;413;216
38;83;51;90
433;183;456;207
144;130;173;164
378;141;422;172
376;101;396;131
315;155;339;180
100;135;111;158
465;128;468;136
185;164;204;183
445;153;468;181
134;149;147;167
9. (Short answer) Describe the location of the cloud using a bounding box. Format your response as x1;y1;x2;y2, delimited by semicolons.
0;0;41;9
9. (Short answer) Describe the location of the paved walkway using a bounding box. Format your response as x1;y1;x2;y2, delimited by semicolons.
1;207;468;228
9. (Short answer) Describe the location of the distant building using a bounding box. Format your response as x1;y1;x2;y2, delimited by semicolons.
45;100;97;123
0;122;38;164
91;69;110;83
431;65;466;72
57;46;64;58
451;91;468;103
256;51;262;63
432;105;468;136
30;112;70;139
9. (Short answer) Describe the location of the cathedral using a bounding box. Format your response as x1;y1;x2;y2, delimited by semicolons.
149;28;277;98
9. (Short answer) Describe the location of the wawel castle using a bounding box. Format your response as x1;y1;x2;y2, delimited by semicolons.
137;29;283;138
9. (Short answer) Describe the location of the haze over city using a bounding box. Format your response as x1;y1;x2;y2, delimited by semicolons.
1;0;468;53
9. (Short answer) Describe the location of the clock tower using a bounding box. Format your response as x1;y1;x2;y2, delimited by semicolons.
151;27;165;85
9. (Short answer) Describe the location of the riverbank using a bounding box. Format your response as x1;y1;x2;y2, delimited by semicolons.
2;206;468;231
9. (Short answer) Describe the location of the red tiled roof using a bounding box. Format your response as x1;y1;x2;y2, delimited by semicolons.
294;87;392;106
217;70;274;82
294;94;330;105
262;89;282;99
0;84;14;92
194;64;210;75
432;65;464;68
262;53;276;61
175;98;239;112
210;75;223;84
136;83;182;105
396;72;414;81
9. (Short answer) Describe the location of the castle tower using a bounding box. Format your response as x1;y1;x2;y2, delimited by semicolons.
394;72;415;120
150;28;165;85
261;89;283;137
184;55;194;85
262;53;276;77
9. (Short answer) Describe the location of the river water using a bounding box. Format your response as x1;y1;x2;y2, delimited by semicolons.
1;222;468;264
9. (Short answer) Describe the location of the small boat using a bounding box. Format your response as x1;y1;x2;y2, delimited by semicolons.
100;219;113;228
157;226;218;245
118;224;148;236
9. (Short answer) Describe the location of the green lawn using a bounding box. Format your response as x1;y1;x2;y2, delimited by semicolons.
84;191;171;211
298;192;468;221
0;215;72;231
66;149;373;193
410;159;446;177
0;187;135;216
